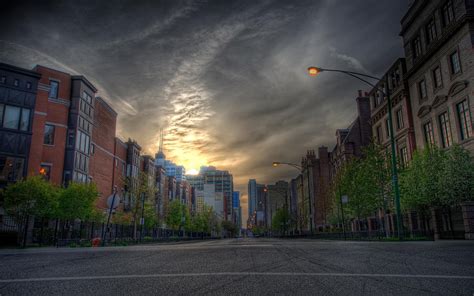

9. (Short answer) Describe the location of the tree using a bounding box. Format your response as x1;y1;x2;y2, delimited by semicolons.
400;145;474;212
57;182;99;221
271;207;291;234
328;143;393;231
3;176;59;219
3;176;59;247
440;145;474;206
221;220;238;237
166;199;185;231
124;171;158;239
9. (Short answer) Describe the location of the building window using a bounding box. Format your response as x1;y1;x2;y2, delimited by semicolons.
90;143;95;155
1;105;30;131
457;99;472;140
80;92;93;117
439;111;452;148
376;125;383;143
26;82;32;89
396;109;404;129
0;76;5;84
43;124;55;145
3;105;21;129
412;35;422;59
449;51;461;75
14;79;19;87
390;68;401;89
49;81;59;99
418;79;427;100
0;156;25;182
442;1;454;27
76;130;90;154
399;146;409;168
432;66;442;89
423;121;435;146
426;18;437;44
75;152;89;173
19;108;30;131
39;165;51;181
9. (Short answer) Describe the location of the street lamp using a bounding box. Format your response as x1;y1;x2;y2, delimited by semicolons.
272;161;314;235
307;66;403;238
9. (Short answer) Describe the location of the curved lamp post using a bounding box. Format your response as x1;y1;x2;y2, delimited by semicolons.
307;66;402;238
272;161;314;235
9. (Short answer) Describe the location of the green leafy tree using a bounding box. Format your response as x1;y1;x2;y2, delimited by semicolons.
3;176;59;219
401;145;474;213
166;199;185;230
125;171;158;238
271;207;291;234
329;143;393;231
440;145;474;206
57;182;99;221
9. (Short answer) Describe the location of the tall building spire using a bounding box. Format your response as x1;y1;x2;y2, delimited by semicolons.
159;128;164;153
156;128;166;160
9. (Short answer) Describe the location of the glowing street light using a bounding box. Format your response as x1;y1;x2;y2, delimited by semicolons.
307;67;322;77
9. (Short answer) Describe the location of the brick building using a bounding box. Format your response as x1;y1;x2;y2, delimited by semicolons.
369;58;417;166
400;0;473;152
330;91;372;173
112;137;127;205
0;63;40;187
301;147;332;231
89;97;118;209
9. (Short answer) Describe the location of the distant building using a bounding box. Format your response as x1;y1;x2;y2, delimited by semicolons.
266;181;289;228
400;0;473;153
256;183;267;227
301;147;332;232
188;168;233;221
331;90;372;173
289;178;299;226
232;191;241;229
124;139;141;210
247;179;257;221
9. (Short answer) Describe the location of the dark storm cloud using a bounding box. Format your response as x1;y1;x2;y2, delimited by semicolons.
0;0;410;220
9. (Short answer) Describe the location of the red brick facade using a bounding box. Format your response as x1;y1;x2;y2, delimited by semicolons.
25;64;129;213
89;97;118;210
27;66;71;185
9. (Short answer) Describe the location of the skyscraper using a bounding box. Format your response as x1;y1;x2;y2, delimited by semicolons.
187;167;233;221
247;179;257;220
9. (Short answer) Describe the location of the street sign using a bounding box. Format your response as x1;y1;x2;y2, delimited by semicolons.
341;195;349;204
107;194;120;209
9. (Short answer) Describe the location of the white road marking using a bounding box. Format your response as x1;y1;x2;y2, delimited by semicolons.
1;272;473;283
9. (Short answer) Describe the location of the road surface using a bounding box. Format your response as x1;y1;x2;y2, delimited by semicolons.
0;238;473;295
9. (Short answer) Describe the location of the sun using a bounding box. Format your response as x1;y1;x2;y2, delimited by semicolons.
187;168;199;175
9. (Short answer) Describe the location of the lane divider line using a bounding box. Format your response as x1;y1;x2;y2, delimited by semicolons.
1;272;473;283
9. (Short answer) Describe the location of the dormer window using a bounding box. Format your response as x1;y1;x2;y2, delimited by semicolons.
442;1;454;27
412;35;422;59
426;18;437;44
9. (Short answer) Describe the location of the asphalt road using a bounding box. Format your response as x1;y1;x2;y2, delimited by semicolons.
0;238;473;296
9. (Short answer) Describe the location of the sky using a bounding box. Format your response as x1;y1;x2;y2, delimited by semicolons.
1;0;410;224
